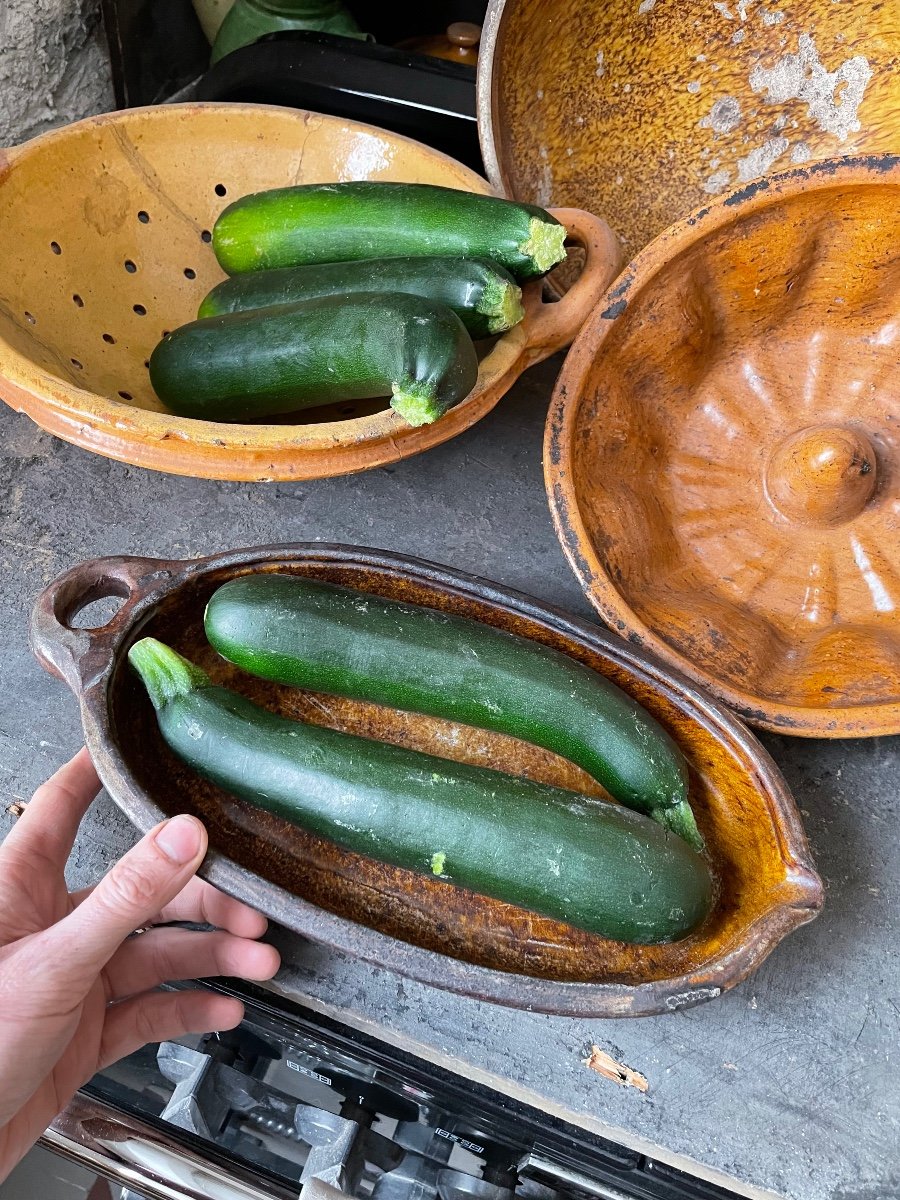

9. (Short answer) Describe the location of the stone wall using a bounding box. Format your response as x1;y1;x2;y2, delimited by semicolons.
0;0;114;145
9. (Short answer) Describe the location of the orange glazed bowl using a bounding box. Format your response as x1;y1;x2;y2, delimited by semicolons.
546;156;900;737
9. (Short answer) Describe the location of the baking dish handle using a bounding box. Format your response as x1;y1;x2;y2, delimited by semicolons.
30;555;177;694
524;207;623;365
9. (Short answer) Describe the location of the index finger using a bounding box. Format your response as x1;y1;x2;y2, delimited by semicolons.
1;748;101;873
69;875;269;939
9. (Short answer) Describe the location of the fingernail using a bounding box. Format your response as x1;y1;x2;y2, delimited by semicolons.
155;815;203;864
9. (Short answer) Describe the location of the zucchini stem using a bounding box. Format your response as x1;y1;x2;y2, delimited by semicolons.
390;382;444;427
654;800;705;853
128;637;210;710
519;217;567;276
478;276;525;335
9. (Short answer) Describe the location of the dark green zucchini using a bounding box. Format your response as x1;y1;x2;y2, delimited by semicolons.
204;575;703;850
212;182;567;281
198;257;525;339
128;638;713;944
149;292;478;426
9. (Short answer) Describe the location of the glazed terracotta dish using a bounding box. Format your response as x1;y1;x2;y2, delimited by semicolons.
479;0;900;258
31;545;822;1017
546;156;900;737
0;103;619;481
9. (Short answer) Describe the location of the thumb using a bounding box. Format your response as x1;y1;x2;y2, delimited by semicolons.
52;815;208;982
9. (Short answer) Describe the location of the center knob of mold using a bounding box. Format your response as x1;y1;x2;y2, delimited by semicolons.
765;424;877;526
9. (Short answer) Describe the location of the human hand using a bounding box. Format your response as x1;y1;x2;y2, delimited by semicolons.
0;747;280;1181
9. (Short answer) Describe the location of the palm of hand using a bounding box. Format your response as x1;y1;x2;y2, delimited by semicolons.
0;832;108;1169
0;748;278;1181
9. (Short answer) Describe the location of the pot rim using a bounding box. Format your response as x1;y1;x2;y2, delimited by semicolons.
31;543;823;1017
475;0;509;199
545;154;900;738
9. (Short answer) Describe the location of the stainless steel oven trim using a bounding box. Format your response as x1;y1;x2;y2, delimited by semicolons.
43;1089;300;1200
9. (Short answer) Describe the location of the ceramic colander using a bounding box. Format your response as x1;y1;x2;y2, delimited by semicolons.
0;103;618;481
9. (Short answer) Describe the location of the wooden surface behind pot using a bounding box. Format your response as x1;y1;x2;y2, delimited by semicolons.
546;156;900;738
30;545;822;1017
0;104;619;482
479;0;900;260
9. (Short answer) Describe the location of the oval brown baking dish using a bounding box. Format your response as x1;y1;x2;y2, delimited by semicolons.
30;544;822;1017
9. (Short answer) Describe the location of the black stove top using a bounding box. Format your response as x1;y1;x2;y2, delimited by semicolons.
82;980;740;1200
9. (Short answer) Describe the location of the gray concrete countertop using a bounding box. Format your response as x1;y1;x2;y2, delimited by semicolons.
0;360;897;1200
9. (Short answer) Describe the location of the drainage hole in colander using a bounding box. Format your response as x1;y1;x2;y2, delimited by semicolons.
201;229;212;243
214;183;227;197
102;332;116;344
118;390;133;400
184;267;196;279
133;304;147;316
50;241;61;255
24;312;36;324
71;358;83;370
124;259;137;273
137;210;150;224
143;360;150;369
162;329;171;337
72;294;84;307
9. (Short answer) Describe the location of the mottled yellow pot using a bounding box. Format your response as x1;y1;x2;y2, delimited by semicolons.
0;104;619;481
480;0;900;258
